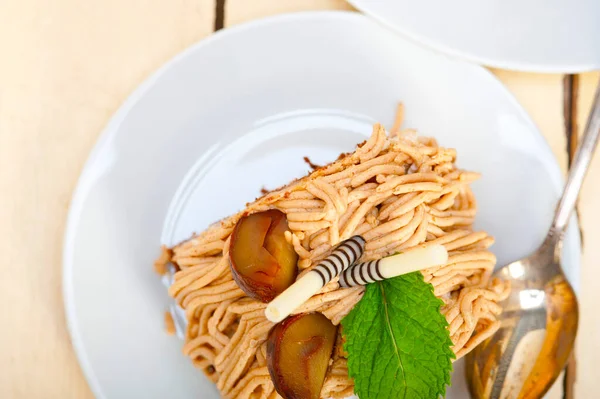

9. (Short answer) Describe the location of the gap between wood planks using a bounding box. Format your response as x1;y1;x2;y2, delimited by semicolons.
214;0;226;31
564;75;580;166
562;74;579;399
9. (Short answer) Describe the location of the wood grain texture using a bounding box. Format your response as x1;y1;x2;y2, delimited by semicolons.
0;1;214;398
573;70;600;399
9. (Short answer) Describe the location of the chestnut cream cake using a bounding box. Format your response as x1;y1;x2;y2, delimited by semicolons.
155;117;510;399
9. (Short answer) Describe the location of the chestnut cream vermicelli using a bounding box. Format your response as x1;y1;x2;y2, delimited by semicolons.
155;110;510;399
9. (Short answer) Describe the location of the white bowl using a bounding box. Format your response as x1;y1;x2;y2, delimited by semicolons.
63;11;580;399
349;0;600;73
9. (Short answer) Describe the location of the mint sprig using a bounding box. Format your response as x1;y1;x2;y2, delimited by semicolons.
341;272;454;399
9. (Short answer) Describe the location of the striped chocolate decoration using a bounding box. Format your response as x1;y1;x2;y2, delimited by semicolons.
266;242;446;323
264;235;367;323
311;235;366;286
338;245;448;288
339;259;384;288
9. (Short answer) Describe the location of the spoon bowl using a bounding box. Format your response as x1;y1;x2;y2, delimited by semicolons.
466;82;600;399
466;232;578;398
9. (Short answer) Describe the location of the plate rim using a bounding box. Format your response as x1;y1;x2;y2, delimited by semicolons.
62;10;582;399
348;0;600;73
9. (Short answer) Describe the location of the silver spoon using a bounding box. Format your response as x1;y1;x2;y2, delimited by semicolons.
466;82;600;399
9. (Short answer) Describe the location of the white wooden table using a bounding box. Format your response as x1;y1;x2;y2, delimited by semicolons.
0;1;598;397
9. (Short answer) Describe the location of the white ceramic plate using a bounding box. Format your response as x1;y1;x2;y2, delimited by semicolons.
63;11;580;399
349;0;600;73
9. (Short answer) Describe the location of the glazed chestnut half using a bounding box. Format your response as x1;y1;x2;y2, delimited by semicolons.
229;210;298;302
267;312;338;399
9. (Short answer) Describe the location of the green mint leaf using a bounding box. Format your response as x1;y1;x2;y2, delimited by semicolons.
341;272;455;399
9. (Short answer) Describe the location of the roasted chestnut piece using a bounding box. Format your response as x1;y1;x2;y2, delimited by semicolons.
267;312;338;399
229;210;298;302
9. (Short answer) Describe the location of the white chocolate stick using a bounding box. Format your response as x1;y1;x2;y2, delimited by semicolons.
265;236;365;323
338;244;448;288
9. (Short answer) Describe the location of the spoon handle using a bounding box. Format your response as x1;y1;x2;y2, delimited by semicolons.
552;82;600;233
